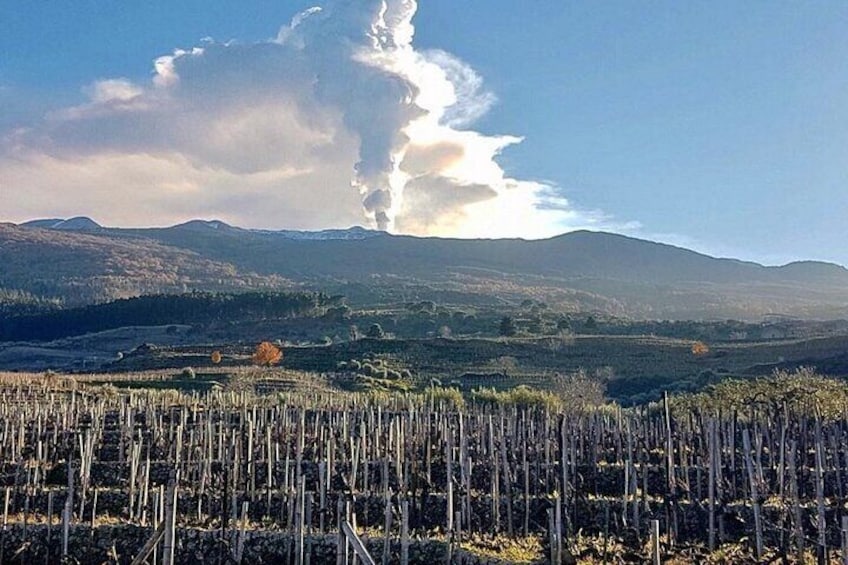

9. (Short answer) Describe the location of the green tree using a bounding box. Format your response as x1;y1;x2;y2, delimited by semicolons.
499;316;517;337
366;323;385;339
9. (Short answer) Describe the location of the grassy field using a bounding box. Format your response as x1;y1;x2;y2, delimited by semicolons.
92;332;848;404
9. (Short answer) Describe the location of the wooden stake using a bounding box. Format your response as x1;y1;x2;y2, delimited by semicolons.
651;519;661;565
162;474;178;565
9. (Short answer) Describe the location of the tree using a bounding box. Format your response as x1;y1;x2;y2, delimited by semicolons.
583;316;598;333
366;323;385;339
552;369;606;409
210;350;222;364
498;316;516;337
325;305;351;322
527;316;543;334
493;355;519;373
253;341;282;366
691;341;710;356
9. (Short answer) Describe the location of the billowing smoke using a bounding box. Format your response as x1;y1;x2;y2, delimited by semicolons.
284;0;419;229
0;0;617;237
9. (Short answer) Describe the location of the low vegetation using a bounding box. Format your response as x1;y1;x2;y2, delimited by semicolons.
672;366;848;420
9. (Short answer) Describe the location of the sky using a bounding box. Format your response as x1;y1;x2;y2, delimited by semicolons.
1;1;846;266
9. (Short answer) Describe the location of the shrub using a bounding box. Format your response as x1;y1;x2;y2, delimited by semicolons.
366;323;385;339
499;316;516;337
673;367;848;421
471;385;560;411
506;385;560;410
426;386;466;410
356;375;412;393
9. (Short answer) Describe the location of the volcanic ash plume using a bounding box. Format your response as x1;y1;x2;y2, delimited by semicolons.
285;0;577;235
289;0;421;230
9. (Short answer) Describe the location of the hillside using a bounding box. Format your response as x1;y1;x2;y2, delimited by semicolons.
4;219;848;319
0;223;291;306
6;329;848;405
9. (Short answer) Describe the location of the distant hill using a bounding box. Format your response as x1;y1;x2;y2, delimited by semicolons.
4;219;848;319
255;225;384;240
0;223;291;306
21;216;102;231
26;217;384;240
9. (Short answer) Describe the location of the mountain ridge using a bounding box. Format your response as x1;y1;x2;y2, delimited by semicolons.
18;217;845;270
20;216;103;231
22;217;387;242
5;218;848;320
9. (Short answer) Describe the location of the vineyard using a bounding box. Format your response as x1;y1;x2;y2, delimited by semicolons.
1;371;848;563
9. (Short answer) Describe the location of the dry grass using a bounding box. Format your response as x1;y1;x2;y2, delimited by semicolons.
460;534;543;564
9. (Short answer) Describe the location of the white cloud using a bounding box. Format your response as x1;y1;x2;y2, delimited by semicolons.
0;0;611;238
420;49;497;129
86;79;143;103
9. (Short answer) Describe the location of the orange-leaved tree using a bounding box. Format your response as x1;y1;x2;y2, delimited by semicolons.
211;350;222;364
691;341;710;356
253;341;282;367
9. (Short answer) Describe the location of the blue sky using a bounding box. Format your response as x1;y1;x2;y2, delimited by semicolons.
1;1;847;265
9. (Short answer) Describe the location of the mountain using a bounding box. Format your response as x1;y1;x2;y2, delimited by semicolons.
4;219;848;320
21;216;102;231
25;217;383;240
